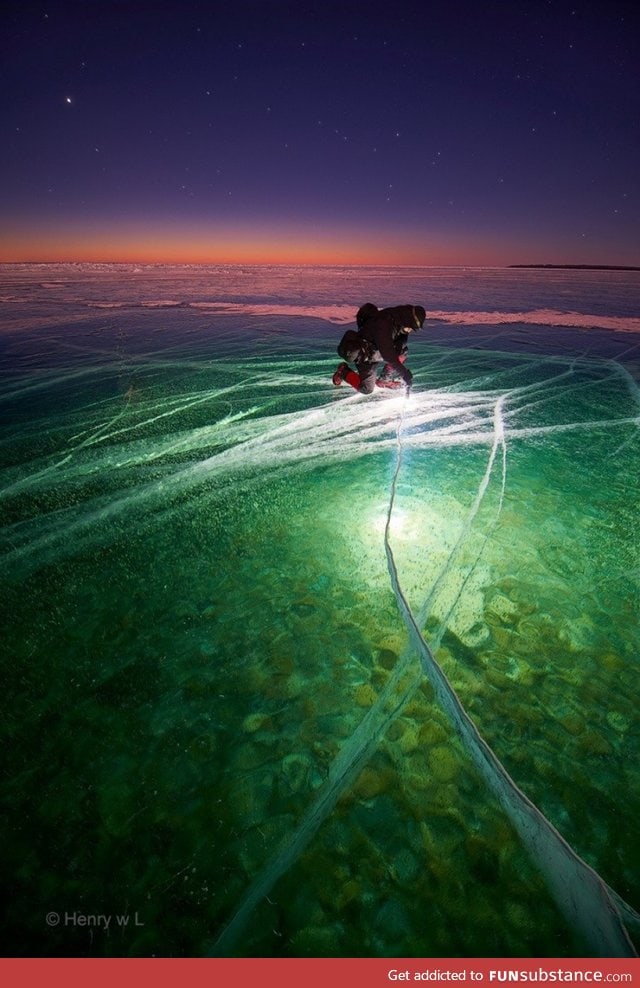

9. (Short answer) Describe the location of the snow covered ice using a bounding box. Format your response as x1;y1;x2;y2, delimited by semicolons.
1;264;639;957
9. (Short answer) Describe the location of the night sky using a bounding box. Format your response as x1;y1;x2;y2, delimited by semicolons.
2;0;639;266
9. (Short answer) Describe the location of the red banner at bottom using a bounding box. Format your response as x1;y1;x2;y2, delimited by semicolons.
1;957;639;988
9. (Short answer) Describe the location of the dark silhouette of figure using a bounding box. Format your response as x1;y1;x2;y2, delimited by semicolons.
333;303;426;393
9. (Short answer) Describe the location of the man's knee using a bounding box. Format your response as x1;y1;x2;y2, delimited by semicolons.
357;365;377;394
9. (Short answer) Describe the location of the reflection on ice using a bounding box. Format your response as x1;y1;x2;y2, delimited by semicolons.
1;264;639;958
3;353;637;586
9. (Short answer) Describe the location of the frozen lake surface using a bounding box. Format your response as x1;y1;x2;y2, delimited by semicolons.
1;264;639;956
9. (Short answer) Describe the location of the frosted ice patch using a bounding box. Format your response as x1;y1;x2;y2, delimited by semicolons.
430;309;640;333
189;302;355;323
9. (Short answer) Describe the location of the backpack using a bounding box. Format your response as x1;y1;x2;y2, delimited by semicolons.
356;302;378;329
337;329;366;363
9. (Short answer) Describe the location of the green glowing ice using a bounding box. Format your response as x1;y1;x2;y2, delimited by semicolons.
1;322;639;957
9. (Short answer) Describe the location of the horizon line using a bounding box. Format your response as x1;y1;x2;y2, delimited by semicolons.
2;259;639;271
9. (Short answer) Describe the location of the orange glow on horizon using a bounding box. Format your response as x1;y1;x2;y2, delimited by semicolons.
0;218;516;267
5;216;632;267
0;237;473;267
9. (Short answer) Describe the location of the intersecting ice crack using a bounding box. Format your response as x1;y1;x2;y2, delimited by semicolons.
211;384;638;957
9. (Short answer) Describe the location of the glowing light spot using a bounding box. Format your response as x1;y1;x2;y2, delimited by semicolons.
373;506;408;536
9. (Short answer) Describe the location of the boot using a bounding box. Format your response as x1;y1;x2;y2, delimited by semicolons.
343;369;362;389
332;362;348;386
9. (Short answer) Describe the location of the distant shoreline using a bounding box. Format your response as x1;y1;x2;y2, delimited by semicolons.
1;260;639;272
510;264;640;272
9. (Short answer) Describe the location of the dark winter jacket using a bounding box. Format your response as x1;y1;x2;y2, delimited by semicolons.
358;304;424;379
